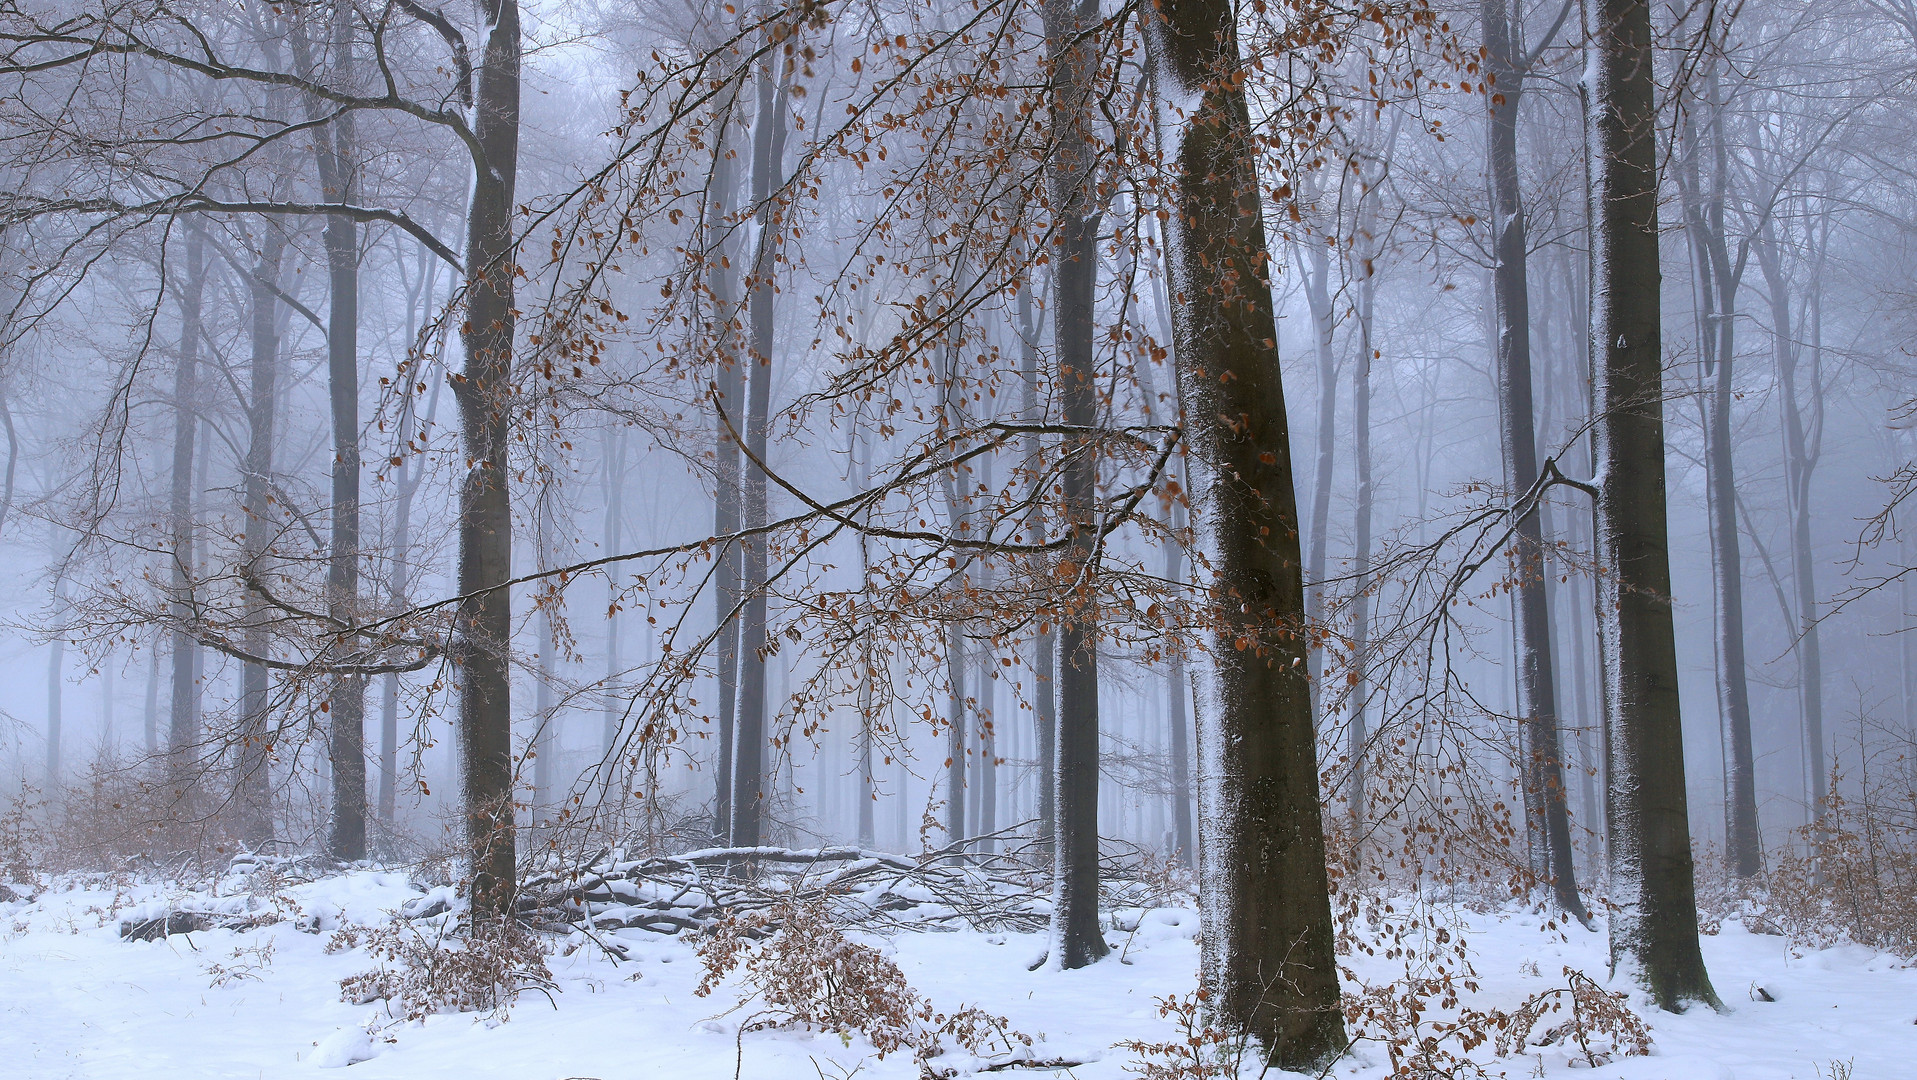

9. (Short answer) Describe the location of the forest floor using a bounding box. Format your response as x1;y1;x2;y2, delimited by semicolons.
1;868;1911;1079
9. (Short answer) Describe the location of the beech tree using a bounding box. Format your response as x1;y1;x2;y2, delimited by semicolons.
1149;0;1346;1066
1584;0;1719;1010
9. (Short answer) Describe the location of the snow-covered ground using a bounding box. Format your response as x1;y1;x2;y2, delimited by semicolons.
1;870;1910;1079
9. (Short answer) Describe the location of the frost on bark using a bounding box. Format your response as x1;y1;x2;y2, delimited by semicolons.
453;0;522;920
1150;0;1345;1065
1584;0;1718;1011
1044;0;1107;971
729;56;786;852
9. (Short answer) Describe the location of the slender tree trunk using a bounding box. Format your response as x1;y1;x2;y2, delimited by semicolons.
46;588;63;788
602;427;627;763
730;57;786;852
940;357;969;850
382;284;439;838
1347;230;1375;833
709;97;743;840
1676;67;1759;877
143;646;159;756
1484;0;1586;921
168;226;205;801
1044;0;1107;970
976;454;998;855
1302;240;1337;693
238;226;288;850
303;3;367;862
1136;272;1196;868
453;0;521;919
856;421;877;849
1018;275;1057;848
532;506;556;816
1149;3;1346;1063
1584;0;1718;1009
1760;228;1826;829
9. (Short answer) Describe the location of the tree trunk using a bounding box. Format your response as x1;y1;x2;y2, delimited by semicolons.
1677;73;1760;876
1149;2;1346;1064
1759;226;1826;830
382;264;440;839
602;426;627;764
940;338;969;850
532;506;556;816
709;96;743;841
855;421;877;849
1484;0;1587;921
1018;275;1057;848
1301;239;1337;695
1044;0;1106;971
168;225;205;801
1347;219;1375;834
303;1;367;862
1136;269;1196;868
45;595;62;788
143;646;159;756
1584;0;1718;1010
729;57;786;852
238;225;288;850
453;0;521;919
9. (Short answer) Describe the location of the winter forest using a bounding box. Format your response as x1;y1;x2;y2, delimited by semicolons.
1;0;1915;1076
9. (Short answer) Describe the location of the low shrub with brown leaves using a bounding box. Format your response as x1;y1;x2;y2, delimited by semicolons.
1496;968;1651;1068
338;914;554;1022
694;897;1031;1076
1118;989;1253;1080
1760;780;1917;962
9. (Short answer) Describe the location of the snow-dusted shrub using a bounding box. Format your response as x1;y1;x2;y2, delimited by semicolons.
1762;781;1917;960
338;914;554;1022
1;782;43;885
694;896;1030;1074
1495;967;1651;1068
1117;989;1253;1080
1345;974;1500;1080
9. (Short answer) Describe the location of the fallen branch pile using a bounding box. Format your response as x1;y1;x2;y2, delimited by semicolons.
517;828;1054;938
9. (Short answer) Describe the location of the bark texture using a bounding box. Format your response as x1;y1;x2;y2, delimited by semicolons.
1483;0;1585;921
1045;0;1106;971
1584;0;1718;1010
453;0;521;919
1150;0;1345;1064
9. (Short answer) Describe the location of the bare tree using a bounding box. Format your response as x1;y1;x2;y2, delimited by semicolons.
1584;0;1718;1010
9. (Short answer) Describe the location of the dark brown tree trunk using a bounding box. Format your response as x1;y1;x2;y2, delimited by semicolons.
1149;0;1346;1064
238;225;288;850
453;0;521;919
1584;0;1718;1010
1484;0;1586;922
1045;0;1106;970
